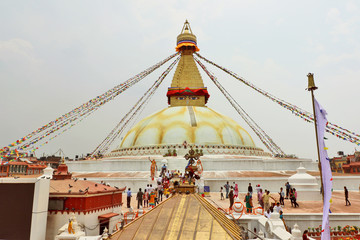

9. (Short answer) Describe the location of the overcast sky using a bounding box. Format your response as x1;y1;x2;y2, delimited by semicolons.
1;1;359;160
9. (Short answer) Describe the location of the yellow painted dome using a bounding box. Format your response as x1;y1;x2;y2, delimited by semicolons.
117;106;256;149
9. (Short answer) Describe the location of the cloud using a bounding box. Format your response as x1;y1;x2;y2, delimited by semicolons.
0;38;38;63
326;7;358;36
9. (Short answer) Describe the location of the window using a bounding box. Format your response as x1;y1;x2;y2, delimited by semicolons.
48;199;64;210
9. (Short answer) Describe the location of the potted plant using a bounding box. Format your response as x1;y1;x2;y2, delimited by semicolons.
338;226;342;235
310;228;315;236
315;228;320;236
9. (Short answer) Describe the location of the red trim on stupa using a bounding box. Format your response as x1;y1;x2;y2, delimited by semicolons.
166;87;210;104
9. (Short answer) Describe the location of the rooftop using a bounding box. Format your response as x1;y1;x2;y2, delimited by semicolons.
111;194;242;239
50;179;125;196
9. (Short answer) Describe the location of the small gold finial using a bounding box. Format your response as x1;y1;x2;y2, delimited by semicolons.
62;157;65;164
307;73;317;91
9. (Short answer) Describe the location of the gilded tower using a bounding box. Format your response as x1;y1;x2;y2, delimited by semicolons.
166;20;210;107
111;21;263;156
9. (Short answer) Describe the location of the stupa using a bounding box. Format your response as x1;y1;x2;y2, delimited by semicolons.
109;20;268;158
67;21;319;193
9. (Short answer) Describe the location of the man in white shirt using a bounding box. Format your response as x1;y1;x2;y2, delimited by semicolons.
264;209;271;218
274;202;283;213
157;176;162;185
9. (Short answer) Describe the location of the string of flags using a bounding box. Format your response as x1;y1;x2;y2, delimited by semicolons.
91;56;181;156
194;56;284;156
195;52;360;146
0;53;179;158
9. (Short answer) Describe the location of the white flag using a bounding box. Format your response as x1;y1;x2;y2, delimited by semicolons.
314;98;332;240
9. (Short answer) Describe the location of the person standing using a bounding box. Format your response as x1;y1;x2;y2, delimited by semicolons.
149;190;156;208
274;202;282;213
244;192;253;213
279;187;285;206
234;183;239;198
220;187;224;200
285;182;291;199
136;188;143;209
344;186;351;206
143;189;149;208
248;183;253;197
258;189;264;208
303;230;309;240
158;183;163;202
289;188;294;207
224;181;230;199
127;188;132;208
229;186;234;209
262;190;275;212
293;188;299;208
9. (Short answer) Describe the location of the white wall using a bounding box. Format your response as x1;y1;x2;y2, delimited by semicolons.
46;206;122;240
66;156;318;173
0;177;50;240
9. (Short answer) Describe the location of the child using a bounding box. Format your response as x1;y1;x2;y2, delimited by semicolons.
220;187;224;200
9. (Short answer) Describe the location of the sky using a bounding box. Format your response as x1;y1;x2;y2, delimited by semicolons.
0;1;359;160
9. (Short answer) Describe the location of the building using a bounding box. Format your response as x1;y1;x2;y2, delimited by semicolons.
0;157;47;177
342;151;360;174
46;161;126;240
330;151;360;173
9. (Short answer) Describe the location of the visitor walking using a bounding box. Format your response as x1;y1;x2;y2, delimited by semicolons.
279;187;285;206
136;188;143;209
344;186;351;206
285;182;291;199
224;181;230;199
229;186;234;209
244;192;253;213
220;187;224;200
262;190;275;212
127;188;132;208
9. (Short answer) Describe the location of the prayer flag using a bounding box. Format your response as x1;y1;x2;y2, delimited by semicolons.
314;98;332;240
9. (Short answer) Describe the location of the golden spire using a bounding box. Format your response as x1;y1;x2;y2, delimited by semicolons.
167;21;209;107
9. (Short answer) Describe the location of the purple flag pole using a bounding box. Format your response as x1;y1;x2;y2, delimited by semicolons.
315;98;332;240
307;73;332;240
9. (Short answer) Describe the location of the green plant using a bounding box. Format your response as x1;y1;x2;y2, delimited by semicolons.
338;226;342;231
312;228;315;232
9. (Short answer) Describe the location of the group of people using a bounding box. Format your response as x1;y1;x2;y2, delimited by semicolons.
221;181;304;218
285;182;299;208
126;170;173;209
